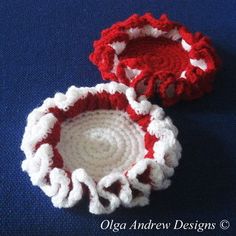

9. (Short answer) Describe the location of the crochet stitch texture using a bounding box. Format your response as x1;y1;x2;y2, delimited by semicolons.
21;82;181;214
90;13;220;106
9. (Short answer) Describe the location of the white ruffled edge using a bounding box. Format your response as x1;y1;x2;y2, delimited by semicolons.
21;82;181;214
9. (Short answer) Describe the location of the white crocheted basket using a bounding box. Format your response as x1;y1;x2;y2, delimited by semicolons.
21;82;181;214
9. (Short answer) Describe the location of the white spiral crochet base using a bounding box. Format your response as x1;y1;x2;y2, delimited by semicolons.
57;110;146;181
21;82;182;214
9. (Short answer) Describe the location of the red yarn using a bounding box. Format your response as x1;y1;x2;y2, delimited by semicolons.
119;37;189;77
144;133;158;159
34;91;157;179
90;13;220;106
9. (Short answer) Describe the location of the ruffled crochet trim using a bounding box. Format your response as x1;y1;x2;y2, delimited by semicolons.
21;82;181;214
90;13;220;106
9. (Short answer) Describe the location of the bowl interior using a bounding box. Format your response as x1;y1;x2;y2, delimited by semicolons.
119;36;189;78
57;109;146;181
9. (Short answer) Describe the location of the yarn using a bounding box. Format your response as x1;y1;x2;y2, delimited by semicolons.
90;13;220;106
21;82;181;214
119;37;189;78
57;110;146;181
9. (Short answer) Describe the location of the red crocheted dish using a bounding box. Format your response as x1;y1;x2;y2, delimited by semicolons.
90;13;220;106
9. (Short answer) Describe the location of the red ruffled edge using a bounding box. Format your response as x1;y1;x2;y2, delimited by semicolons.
89;13;220;106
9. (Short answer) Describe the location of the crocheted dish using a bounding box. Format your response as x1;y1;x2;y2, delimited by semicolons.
21;82;181;214
90;13;220;106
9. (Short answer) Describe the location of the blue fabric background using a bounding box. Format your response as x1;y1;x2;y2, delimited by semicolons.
1;0;236;235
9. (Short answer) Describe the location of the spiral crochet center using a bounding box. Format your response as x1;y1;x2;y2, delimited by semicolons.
119;37;189;77
57;110;146;181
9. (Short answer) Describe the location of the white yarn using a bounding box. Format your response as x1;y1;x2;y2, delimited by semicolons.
125;26;166;39
181;39;191;52
109;41;126;55
190;58;207;71
57;110;146;181
21;82;182;214
164;28;181;41
124;67;142;81
126;88;152;115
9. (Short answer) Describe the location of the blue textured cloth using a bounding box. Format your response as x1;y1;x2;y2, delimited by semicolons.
1;0;236;235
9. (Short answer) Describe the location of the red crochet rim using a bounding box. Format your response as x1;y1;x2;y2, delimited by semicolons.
33;90;158;173
90;13;220;106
